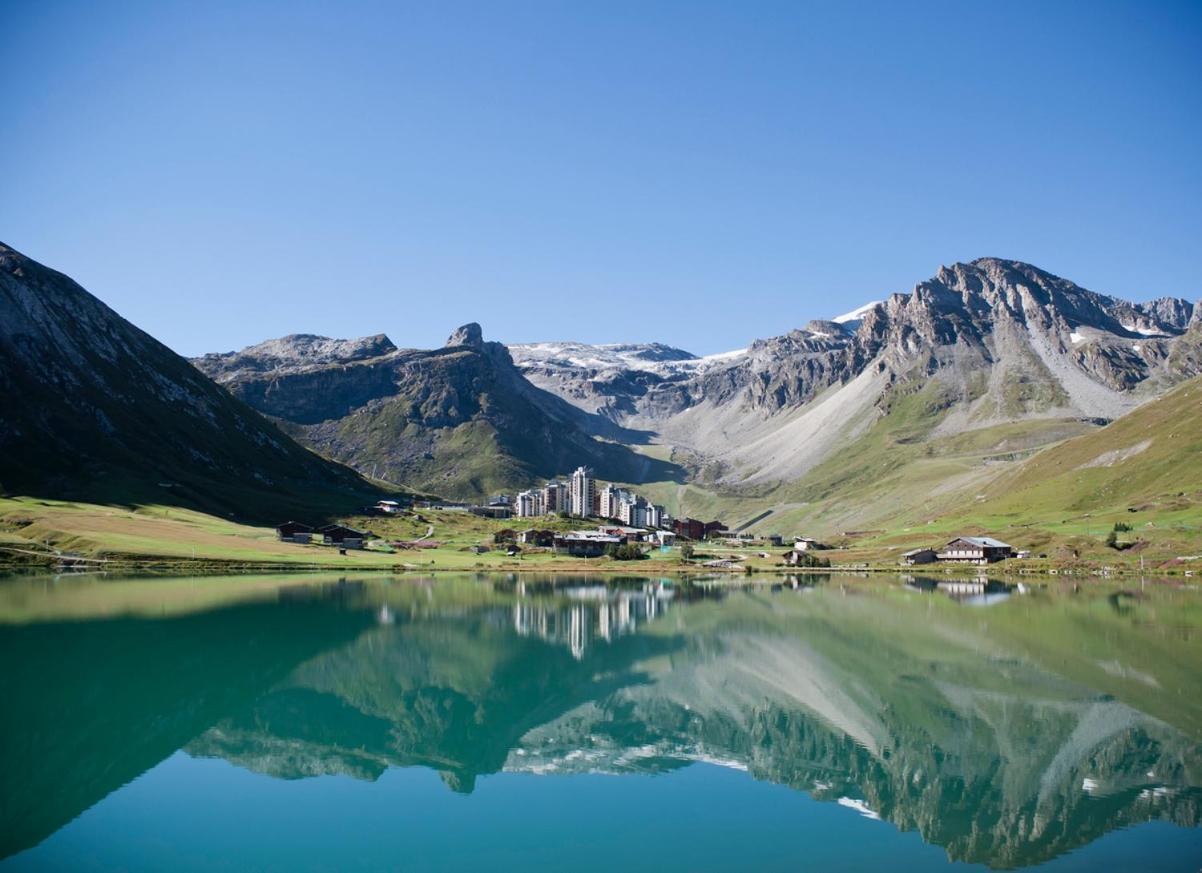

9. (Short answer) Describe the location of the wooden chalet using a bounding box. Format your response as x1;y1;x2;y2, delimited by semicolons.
275;521;314;544
937;537;1013;564
318;524;367;549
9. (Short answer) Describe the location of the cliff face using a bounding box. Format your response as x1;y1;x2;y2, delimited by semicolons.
0;242;372;517
194;323;681;497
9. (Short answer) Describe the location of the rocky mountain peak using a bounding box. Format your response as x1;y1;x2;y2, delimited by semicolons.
193;333;397;381
445;323;484;349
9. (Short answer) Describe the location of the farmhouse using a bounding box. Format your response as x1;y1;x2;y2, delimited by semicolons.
275;521;313;544
318;524;367;549
937;536;1013;564
900;547;938;566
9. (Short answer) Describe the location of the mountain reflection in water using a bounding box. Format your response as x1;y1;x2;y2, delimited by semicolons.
0;572;1199;870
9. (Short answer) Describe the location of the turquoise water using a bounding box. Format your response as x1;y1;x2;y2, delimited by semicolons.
1;573;1200;871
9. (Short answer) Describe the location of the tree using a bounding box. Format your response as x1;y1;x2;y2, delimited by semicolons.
680;543;694;561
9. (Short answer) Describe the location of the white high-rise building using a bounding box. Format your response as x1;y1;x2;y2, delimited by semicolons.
515;489;542;518
541;480;568;514
599;483;631;520
619;495;648;528
569;466;596;518
646;504;664;529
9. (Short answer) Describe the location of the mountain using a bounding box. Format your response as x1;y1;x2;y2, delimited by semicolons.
193;324;681;498
0;242;376;518
511;259;1201;531
941;374;1202;530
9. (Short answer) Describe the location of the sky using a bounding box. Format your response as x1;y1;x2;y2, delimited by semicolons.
2;1;1200;357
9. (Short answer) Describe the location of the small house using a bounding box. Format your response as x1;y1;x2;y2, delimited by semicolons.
318;524;367;549
374;499;403;514
469;544;491;554
518;529;556;547
275;521;313;544
937;536;1013;564
900;548;938;566
553;533;622;558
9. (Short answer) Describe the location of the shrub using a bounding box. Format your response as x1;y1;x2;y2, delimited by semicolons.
606;543;646;561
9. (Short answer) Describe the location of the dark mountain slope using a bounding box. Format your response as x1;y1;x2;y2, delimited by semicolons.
0;242;378;519
195;323;681;498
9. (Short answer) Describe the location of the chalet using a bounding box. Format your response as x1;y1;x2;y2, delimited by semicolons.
493;528;518;544
793;537;819;552
900;548;938;566
937;536;1013;564
374;499;403;514
518;529;556;547
275;521;313;544
673;518;729;540
552;533;622;558
318;524;367;549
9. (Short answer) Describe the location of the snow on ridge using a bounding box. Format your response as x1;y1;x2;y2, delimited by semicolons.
832;301;882;325
509;340;746;375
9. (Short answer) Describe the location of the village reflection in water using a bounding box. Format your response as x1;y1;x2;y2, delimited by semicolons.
0;571;1200;870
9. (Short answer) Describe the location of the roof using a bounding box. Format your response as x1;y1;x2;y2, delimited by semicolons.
276;521;313;532
949;536;1012;549
901;547;935;556
319;524;367;537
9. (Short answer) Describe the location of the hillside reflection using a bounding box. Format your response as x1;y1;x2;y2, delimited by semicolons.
1;573;1199;868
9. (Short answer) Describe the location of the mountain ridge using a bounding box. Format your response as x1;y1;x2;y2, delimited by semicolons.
191;257;1199;519
0;241;379;519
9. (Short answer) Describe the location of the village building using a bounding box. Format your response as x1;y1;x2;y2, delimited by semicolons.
552;532;622;558
469;504;512;519
672;517;729;540
515;489;544;518
541;480;569;514
374;499;403;514
569;466;596;518
900;547;938;566
618;494;649;527
318;524;367;549
275;521;314;544
518;528;556;547
937;536;1014;564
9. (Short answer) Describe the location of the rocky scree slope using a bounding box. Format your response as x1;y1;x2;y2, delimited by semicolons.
0;242;375;518
194;323;680;498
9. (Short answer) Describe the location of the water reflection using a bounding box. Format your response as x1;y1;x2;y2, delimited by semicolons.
0;572;1199;869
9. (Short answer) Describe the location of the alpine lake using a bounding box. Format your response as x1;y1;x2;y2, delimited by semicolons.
1;571;1200;872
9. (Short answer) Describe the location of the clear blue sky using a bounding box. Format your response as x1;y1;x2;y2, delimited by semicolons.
2;1;1199;357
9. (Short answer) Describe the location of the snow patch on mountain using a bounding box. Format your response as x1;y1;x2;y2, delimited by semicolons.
832;301;881;326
